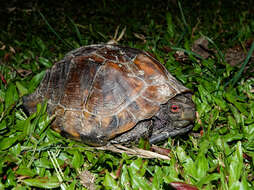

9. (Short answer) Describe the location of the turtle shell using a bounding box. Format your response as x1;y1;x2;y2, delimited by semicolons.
23;44;190;146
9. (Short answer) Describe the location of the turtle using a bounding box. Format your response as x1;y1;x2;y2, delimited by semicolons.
23;44;195;146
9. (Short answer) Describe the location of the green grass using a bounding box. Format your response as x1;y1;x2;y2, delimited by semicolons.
0;0;254;189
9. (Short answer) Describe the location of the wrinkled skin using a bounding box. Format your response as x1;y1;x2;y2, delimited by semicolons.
110;92;195;145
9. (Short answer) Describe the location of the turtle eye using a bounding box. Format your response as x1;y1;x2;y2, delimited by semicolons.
170;105;180;113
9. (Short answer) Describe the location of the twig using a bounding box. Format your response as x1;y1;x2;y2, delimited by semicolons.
96;144;170;160
107;25;126;45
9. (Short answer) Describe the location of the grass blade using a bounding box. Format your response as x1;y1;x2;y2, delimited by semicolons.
229;40;254;86
171;47;205;60
178;1;188;30
201;33;225;63
38;11;73;49
68;16;84;45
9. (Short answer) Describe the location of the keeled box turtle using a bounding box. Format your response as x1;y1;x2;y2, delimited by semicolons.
23;44;195;146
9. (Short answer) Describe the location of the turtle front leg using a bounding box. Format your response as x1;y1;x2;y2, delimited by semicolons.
149;124;193;144
109;120;153;145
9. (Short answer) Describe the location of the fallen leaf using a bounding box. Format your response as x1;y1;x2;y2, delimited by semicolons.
0;72;7;85
225;40;254;70
79;170;96;190
9;46;16;54
170;182;198;190
0;44;6;50
191;37;211;59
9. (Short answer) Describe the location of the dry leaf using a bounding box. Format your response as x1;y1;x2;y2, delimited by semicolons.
79;170;96;190
9;46;16;54
191;36;211;59
0;45;6;50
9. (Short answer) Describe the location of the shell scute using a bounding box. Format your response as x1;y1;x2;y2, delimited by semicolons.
85;60;145;116
128;96;160;120
60;56;101;109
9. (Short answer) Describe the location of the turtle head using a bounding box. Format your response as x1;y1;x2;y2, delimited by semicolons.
149;92;195;144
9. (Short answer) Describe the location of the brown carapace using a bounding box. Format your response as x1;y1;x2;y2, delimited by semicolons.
23;44;195;146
